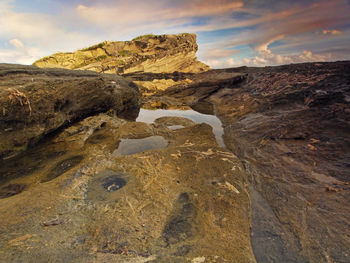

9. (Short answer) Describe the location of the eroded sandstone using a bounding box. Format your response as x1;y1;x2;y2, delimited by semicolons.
33;33;209;74
0;113;255;262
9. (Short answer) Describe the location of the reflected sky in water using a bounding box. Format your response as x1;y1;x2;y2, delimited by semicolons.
136;109;225;147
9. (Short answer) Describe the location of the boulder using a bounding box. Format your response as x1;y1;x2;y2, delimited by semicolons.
0;64;140;158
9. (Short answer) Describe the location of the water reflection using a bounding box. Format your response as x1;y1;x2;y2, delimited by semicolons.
168;125;185;130
113;136;168;156
136;109;225;148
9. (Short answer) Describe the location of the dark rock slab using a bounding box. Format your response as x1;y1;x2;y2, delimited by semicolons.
134;61;350;262
212;61;350;263
133;70;247;109
0;184;25;199
163;193;197;246
41;155;84;183
0;64;140;158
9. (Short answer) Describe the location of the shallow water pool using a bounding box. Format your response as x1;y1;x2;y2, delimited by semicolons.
136;108;225;147
113;136;168;156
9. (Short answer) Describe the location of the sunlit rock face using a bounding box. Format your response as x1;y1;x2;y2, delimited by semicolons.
33;33;209;74
0;113;255;263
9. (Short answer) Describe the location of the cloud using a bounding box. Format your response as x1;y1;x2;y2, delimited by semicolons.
9;38;25;49
0;38;41;64
75;0;245;38
205;58;236;68
225;1;350;50
76;1;244;26
198;48;240;60
322;29;342;35
255;34;285;54
236;50;333;67
0;1;105;63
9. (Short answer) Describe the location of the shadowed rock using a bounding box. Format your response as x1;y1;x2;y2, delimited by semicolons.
102;175;127;192
163;193;197;246
0;184;25;199
0;64;140;158
41;155;84;183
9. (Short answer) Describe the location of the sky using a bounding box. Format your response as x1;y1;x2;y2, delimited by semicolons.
0;0;350;68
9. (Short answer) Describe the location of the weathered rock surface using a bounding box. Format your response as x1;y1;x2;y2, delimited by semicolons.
125;70;246;112
0;64;140;158
33;33;209;74
0;113;255;262
138;61;350;263
213;62;350;263
2;60;349;263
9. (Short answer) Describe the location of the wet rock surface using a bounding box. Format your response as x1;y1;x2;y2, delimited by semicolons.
177;61;349;263
128;61;350;262
126;70;246;110
213;62;350;263
0;64;140;158
0;112;255;262
163;192;197;246
102;174;126;192
113;136;168;156
1;61;349;262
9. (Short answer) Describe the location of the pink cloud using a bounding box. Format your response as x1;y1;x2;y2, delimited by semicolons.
198;47;240;60
76;1;244;27
176;0;244;17
222;0;350;57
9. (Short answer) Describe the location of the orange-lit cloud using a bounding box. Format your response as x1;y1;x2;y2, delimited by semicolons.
226;1;349;48
198;48;240;60
76;1;244;27
322;29;342;35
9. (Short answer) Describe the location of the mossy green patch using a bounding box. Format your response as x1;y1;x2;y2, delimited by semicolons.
80;42;106;51
118;50;131;57
132;34;155;41
95;55;108;61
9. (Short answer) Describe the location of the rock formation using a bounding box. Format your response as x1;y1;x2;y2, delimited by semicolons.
0;64;140;159
1;59;349;263
0;112;255;262
127;61;350;263
33;33;209;74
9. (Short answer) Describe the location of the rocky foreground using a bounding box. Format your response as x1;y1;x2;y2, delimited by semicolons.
0;61;349;263
0;64;140;159
128;61;350;262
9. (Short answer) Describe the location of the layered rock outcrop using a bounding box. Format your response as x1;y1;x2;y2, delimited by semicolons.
33;33;209;74
0;64;140;158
